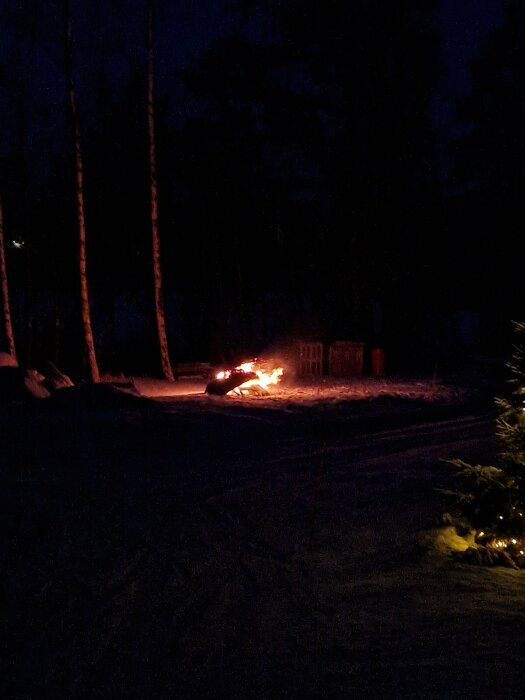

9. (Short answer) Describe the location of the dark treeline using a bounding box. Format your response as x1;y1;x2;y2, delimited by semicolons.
0;0;523;377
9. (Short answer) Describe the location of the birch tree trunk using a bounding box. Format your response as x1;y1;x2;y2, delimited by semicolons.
147;0;174;381
65;0;100;383
0;198;17;361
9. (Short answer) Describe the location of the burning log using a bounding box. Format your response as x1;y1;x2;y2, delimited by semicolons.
205;369;257;396
205;359;284;397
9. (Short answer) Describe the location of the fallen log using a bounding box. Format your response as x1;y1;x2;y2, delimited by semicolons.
0;366;50;401
44;361;74;392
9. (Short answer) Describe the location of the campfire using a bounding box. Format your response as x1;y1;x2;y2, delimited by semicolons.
205;360;284;396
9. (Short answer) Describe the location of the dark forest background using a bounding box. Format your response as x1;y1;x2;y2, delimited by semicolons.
1;0;524;377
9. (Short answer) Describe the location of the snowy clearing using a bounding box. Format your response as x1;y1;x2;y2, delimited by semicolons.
3;374;524;699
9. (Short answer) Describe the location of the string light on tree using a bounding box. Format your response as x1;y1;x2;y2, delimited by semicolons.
441;321;525;568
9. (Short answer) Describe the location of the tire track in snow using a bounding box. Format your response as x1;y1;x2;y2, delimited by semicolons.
270;413;495;469
202;413;496;508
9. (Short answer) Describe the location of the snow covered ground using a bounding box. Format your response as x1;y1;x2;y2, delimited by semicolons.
3;371;524;699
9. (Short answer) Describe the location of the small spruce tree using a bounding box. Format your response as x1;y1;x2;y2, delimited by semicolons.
442;321;525;567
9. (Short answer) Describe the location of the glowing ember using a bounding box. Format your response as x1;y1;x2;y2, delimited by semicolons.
215;359;284;395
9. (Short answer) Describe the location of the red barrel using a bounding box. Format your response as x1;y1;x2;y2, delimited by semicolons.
370;348;385;376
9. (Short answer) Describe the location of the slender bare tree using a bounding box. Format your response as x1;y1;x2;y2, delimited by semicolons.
147;0;174;381
0;197;17;361
64;0;99;382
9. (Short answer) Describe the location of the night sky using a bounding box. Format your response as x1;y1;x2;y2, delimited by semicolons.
0;0;523;376
0;2;506;148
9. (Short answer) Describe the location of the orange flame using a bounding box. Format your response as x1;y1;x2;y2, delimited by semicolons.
216;360;284;394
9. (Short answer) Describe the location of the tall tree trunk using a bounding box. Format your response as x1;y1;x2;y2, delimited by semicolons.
64;0;99;383
0;198;17;361
25;247;33;367
13;13;34;368
147;0;174;381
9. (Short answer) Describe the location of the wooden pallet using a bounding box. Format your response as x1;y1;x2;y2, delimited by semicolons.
328;341;364;377
298;342;324;376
